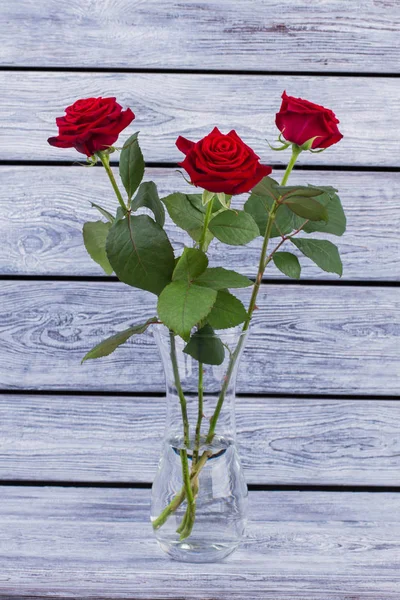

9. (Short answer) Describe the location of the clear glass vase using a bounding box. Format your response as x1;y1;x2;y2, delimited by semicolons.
150;325;249;563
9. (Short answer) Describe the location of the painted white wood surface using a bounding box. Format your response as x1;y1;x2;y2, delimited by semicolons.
1;394;399;485
0;281;398;395
1;166;398;281
1;1;399;73
0;1;398;597
1;487;399;599
1;72;399;166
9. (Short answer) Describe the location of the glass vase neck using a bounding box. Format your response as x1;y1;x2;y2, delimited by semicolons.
153;325;249;448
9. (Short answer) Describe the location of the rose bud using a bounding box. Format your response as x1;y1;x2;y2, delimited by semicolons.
176;127;272;195
48;97;135;157
275;91;343;150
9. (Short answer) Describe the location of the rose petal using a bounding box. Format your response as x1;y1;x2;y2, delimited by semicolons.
176;136;195;155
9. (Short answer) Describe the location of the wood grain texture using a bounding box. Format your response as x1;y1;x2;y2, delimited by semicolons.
0;281;398;395
1;166;399;281
1;72;399;166
1;394;400;485
1;1;399;73
1;486;399;598
1;3;398;596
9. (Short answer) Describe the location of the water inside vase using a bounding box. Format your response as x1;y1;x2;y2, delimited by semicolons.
151;434;248;563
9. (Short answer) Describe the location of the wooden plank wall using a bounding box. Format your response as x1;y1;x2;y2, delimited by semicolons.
0;1;399;597
0;0;399;500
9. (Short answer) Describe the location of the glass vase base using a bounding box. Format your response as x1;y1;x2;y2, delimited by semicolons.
157;538;239;563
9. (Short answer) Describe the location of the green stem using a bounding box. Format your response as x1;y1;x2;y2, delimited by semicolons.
242;201;278;330
152;486;186;531
195;197;214;455
152;450;210;530
205;340;241;444
281;144;301;186
176;506;189;535
198;196;214;250
97;151;128;212
264;219;309;271
178;194;213;536
180;448;194;508
169;331;189;447
179;496;196;540
192;197;213;466
168;331;195;537
193;364;204;466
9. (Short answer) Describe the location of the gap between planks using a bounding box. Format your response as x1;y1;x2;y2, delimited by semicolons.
1;66;400;78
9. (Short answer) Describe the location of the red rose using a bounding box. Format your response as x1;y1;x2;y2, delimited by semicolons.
275;91;343;150
176;127;272;195
48;97;135;157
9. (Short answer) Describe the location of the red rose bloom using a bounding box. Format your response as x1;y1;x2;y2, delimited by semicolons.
275;91;343;150
48;97;135;157
176;127;272;195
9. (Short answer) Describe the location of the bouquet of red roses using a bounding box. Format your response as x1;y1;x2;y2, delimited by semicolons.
48;91;345;549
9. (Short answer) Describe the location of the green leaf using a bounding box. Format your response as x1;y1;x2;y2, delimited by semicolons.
283;196;329;222
195;267;253;290
81;317;158;363
91;202;114;223
207;290;248;329
115;206;127;221
273;252;301;279
291;238;343;276
119;132;145;200
162;192;205;233
251;176;280;198
173;248;208;283
157;281;217;340
185;194;207;213
131;181;165;227
106;214;175;295
82;221;113;275
244;193;295;238
303;189;346;236
208;210;259;245
183;324;225;366
276;185;324;199
307;184;338;195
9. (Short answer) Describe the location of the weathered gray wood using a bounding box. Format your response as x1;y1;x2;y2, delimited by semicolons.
1;394;399;485
2;1;399;73
0;281;398;395
2;166;399;281
0;486;399;598
0;72;398;166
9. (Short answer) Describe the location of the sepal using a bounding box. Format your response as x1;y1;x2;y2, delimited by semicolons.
202;190;215;206
299;136;322;151
216;192;231;209
266;136;291;151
